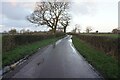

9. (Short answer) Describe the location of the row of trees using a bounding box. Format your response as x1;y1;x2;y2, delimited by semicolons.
27;1;70;34
71;25;93;33
3;29;48;35
3;26;92;35
6;27;119;35
72;26;120;34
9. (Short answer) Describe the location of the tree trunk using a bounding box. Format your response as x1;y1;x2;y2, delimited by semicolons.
64;26;67;33
53;28;56;34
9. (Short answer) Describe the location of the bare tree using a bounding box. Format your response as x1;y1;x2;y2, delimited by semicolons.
112;28;120;34
71;24;81;33
72;27;77;33
60;12;70;33
27;1;70;34
20;29;25;34
75;24;81;33
3;31;8;34
86;26;92;33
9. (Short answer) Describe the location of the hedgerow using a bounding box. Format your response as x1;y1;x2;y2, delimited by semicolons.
2;32;65;53
75;34;119;59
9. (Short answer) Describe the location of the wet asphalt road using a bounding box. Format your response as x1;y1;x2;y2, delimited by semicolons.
5;35;101;78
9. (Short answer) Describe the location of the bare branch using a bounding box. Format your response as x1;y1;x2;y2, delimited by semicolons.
27;1;70;33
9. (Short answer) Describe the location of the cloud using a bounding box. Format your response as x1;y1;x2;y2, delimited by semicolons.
9;0;17;6
1;2;32;20
70;1;97;16
0;1;48;32
2;18;29;27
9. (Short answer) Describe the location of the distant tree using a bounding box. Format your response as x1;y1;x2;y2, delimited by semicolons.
86;26;92;33
60;13;71;33
96;30;98;33
112;28;120;34
57;27;64;32
27;29;30;32
9;29;17;35
34;31;38;34
27;1;70;34
20;29;25;34
71;24;82;34
3;31;8;34
25;29;30;34
75;24;81;33
72;27;77;33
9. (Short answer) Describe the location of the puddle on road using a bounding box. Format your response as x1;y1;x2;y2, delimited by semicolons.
69;41;76;53
68;37;90;61
56;39;62;45
68;36;77;54
68;39;72;43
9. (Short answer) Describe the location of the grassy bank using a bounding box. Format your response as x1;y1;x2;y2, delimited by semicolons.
72;36;118;79
75;34;119;58
3;37;62;67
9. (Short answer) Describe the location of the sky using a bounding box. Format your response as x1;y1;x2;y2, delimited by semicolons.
0;0;119;32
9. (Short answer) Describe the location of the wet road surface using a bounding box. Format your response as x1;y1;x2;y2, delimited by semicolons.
4;35;102;78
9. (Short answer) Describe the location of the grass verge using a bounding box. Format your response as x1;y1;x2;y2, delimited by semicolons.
3;37;62;67
72;36;118;79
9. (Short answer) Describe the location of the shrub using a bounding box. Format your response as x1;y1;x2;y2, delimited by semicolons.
2;32;65;53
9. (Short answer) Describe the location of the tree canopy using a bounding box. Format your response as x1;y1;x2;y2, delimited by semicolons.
27;1;71;33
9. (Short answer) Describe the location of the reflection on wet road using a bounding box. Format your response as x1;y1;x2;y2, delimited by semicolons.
5;35;102;78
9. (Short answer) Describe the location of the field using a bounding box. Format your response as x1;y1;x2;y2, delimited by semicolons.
72;36;118;79
80;33;119;38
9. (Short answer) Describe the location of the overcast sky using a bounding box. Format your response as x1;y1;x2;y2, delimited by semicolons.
0;0;119;32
